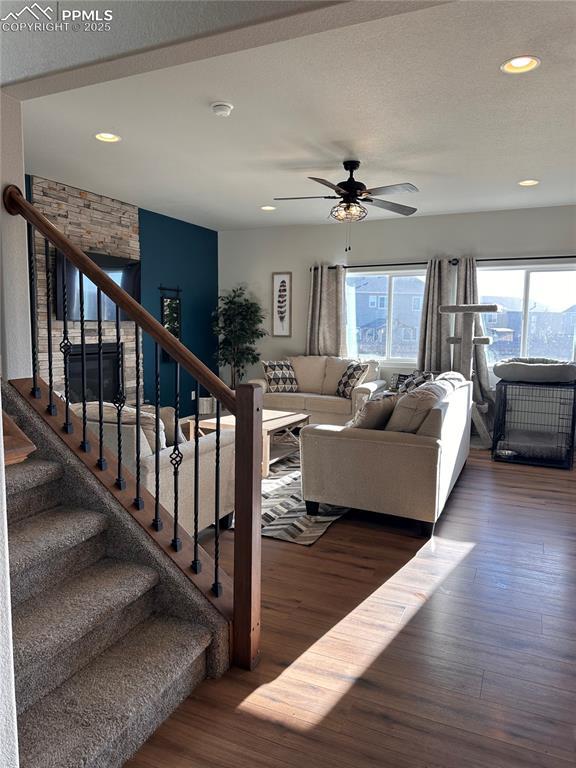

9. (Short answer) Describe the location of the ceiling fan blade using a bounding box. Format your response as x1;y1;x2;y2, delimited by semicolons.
364;198;417;216
364;182;419;196
308;177;347;195
273;195;339;200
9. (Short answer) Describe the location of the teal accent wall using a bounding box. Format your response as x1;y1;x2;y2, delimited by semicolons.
139;208;218;416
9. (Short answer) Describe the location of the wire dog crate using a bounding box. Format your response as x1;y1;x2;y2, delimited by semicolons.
492;381;576;469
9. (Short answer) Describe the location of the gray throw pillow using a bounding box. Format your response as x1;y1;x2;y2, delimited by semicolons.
349;394;399;429
385;381;451;433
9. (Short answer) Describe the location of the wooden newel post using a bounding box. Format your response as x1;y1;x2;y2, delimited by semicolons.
233;382;263;669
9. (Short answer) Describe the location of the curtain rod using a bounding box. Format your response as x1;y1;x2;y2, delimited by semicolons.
315;254;576;270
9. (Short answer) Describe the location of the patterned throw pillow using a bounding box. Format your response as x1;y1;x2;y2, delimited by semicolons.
336;362;369;399
262;361;299;393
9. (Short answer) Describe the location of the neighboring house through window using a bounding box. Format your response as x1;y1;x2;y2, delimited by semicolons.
478;265;576;364
345;270;426;361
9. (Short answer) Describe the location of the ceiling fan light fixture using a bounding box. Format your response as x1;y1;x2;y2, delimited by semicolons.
330;201;367;222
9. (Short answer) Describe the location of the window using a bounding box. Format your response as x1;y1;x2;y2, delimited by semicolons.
346;270;426;360
478;267;576;364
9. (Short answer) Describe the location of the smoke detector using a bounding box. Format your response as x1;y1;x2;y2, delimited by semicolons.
211;102;234;118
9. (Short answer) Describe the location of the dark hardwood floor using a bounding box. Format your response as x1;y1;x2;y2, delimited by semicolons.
126;451;576;768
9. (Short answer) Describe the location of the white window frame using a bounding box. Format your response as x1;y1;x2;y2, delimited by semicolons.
478;261;576;362
368;295;377;308
347;268;426;363
411;295;423;313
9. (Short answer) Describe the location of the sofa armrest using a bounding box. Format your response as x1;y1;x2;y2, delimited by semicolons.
248;378;268;393
300;424;441;521
351;378;388;413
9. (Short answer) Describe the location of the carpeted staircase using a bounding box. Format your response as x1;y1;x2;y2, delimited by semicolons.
4;405;226;768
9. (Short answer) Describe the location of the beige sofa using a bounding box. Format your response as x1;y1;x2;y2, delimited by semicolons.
300;381;472;528
250;355;387;425
75;402;235;533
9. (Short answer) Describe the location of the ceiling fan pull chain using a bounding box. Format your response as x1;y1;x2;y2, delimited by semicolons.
345;220;352;252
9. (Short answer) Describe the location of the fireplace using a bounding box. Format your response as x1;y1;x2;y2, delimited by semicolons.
68;343;122;403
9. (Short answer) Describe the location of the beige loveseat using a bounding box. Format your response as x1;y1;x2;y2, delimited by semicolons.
300;380;472;528
74;402;235;533
250;355;387;425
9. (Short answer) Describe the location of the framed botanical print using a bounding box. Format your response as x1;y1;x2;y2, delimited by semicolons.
272;272;292;337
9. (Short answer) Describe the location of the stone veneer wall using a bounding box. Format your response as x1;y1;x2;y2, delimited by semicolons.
31;176;140;402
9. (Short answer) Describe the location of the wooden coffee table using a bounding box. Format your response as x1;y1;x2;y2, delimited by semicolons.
198;410;309;477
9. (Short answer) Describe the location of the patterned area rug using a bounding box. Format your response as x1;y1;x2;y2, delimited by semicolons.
258;455;348;545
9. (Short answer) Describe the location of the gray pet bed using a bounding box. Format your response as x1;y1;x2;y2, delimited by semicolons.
493;357;576;383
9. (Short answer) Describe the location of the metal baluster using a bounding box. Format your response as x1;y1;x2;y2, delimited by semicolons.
27;223;41;399
59;254;73;434
151;342;163;531
191;378;201;574
113;305;126;489
44;239;56;415
170;363;183;551
96;288;107;470
212;399;222;597
78;272;90;452
133;324;144;509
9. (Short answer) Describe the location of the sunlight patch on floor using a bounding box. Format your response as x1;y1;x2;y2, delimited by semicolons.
236;536;477;729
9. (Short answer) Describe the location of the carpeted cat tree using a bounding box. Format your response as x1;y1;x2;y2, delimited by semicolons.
439;302;498;447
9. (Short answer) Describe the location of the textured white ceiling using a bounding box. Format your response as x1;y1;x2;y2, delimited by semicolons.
0;1;335;85
22;0;576;230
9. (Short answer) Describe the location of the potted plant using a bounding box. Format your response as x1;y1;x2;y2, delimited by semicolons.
212;286;266;389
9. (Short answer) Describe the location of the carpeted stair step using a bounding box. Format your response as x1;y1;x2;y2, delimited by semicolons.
13;559;159;714
9;506;108;607
17;615;211;768
5;458;64;523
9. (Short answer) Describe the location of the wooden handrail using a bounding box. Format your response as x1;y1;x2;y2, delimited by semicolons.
3;185;236;414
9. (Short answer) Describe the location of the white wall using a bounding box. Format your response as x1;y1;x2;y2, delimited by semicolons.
0;90;24;768
1;91;31;380
219;205;576;380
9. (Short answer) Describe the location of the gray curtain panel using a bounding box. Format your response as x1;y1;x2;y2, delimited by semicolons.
455;255;494;405
306;265;346;356
417;258;453;373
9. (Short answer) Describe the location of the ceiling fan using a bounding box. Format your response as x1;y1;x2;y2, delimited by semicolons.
274;160;418;221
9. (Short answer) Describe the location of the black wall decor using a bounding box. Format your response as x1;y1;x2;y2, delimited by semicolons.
160;286;182;362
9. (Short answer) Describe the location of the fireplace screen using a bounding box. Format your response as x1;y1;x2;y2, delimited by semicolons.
68;343;122;403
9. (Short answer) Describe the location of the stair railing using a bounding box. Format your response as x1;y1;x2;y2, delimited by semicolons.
3;184;262;670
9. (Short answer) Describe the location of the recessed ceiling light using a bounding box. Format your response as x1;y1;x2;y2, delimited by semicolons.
500;56;541;74
211;102;234;117
94;132;122;143
261;205;276;211
518;179;540;186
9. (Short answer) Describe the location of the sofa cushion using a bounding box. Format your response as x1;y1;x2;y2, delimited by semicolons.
288;356;327;394
322;357;355;395
262;360;299;392
336;362;369;399
304;394;353;415
435;371;468;388
349;394;399;429
263;392;309;411
385;381;452;433
74;401;166;453
362;360;380;383
160;406;186;446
